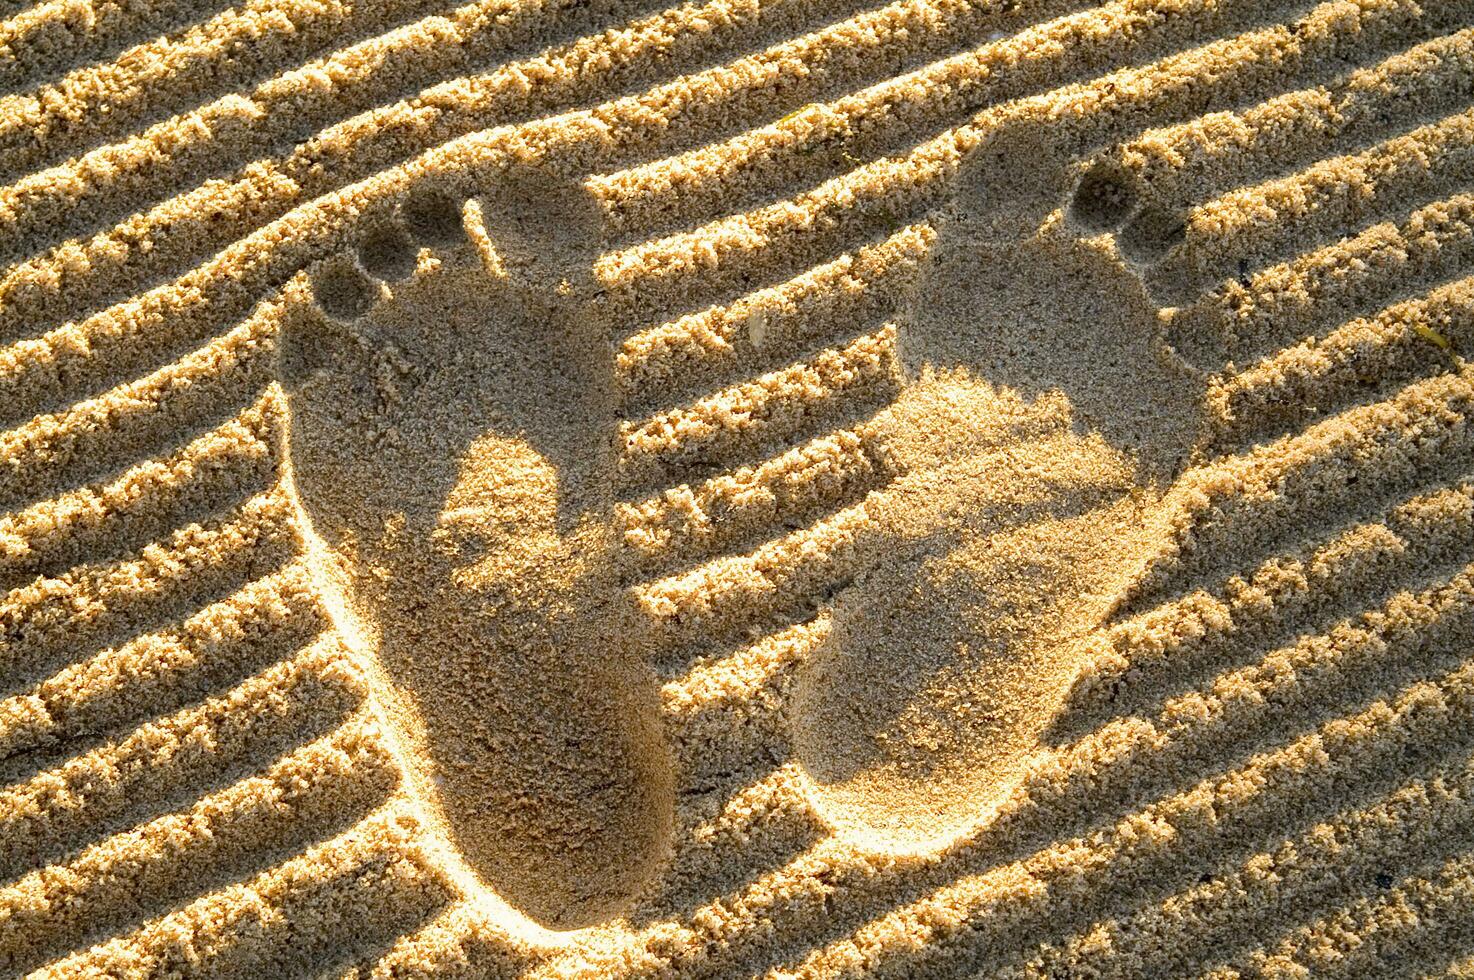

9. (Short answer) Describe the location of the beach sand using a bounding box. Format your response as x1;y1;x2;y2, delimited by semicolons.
2;0;1474;975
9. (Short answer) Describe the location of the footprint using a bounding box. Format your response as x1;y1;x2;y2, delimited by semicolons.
278;168;673;930
791;127;1213;850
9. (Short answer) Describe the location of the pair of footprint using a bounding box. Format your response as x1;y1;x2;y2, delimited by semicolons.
278;147;1214;928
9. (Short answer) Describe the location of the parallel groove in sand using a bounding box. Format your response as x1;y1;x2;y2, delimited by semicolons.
1177;187;1474;362
674;660;1474;980
0;562;322;755
2;0;1473;975
0;0;1077;428
0;0;1422;433
1066;477;1474;729
591;0;1357;231
0;0;1015;327
0;713;397;976
0;0;244;94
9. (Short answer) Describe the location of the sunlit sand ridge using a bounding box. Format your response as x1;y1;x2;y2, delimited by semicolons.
1;0;1473;975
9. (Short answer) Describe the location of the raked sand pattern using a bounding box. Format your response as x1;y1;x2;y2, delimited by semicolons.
3;0;1474;976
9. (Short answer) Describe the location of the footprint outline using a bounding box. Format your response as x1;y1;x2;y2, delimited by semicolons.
277;166;675;932
788;126;1221;854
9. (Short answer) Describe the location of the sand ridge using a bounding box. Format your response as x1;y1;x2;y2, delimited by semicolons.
1;0;1473;975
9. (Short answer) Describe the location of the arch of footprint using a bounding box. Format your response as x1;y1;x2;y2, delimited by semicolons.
1;0;1473;975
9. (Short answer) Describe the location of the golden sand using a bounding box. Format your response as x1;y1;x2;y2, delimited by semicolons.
2;0;1474;974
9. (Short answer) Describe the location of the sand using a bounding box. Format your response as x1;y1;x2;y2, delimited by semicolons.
2;0;1473;975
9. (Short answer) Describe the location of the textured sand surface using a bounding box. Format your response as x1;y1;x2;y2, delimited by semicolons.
3;0;1474;975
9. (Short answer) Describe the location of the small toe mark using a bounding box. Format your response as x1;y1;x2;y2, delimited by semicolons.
312;254;379;321
1070;160;1138;233
1117;205;1187;266
402;188;466;247
359;222;417;281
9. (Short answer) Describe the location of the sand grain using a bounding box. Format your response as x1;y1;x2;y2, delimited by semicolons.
2;0;1473;975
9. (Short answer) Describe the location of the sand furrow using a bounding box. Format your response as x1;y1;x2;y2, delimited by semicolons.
0;635;365;885
1068;478;1474;727
659;616;824;785
677;767;816;850
593;0;1340;234
0;563;322;762
0;0;240;94
0;0;927;383
0;277;282;438
0;0;549;268
617;324;897;489
440;0;1064;171
339;903;541;980
0;0;459;180
647;616;851;925
654;622;831;911
1210;279;1473;443
1061;561;1474;832
538;651;1474;979
663;614;826;716
615;223;930;413
1075;26;1474;239
653;766;828;927
5;0;1410;376
634;499;874;653
646;371;1474;667
744;661;1474;980
1149;102;1474;300
0;487;297;696
618;422;890;573
1233;850;1474;978
596;0;1437;319
999;763;1474;979
0;0;872;301
1;0;1410;417
0;712;396;976
0;0;1078;409
0;160;308;351
1174;187;1474;364
36;802;451;978
1138;371;1474;606
0;304;278;509
0;395;278;592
